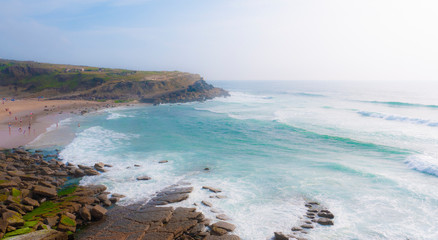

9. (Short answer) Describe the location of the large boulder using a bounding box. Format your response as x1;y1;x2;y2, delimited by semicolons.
317;210;334;219
90;205;107;220
274;232;289;240
211;221;236;232
317;217;334;225
3;211;24;227
57;215;76;232
79;207;92;221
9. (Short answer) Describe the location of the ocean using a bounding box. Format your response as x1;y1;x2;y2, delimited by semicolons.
29;80;438;239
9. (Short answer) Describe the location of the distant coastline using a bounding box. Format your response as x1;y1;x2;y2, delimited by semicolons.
0;59;229;149
0;59;229;104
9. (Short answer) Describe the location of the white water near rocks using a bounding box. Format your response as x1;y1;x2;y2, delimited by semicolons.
30;81;438;239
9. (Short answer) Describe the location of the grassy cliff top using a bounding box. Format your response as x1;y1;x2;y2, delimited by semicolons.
0;59;201;98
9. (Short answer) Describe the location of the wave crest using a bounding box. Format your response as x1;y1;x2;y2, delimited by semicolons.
405;155;438;177
358;111;438;127
366;101;438;109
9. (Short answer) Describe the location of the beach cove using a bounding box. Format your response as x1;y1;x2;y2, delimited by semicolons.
0;99;249;240
2;81;438;239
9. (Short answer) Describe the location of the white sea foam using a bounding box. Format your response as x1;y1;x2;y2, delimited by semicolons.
213;91;274;104
105;108;135;120
59;126;139;163
405;154;438;177
195;91;278;121
78;156;186;205
169;176;305;239
60;126;186;204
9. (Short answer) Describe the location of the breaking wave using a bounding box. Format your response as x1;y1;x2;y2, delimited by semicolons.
405;155;438;177
358;111;438;127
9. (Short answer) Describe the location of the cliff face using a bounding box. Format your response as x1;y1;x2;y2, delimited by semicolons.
141;80;229;104
0;59;229;103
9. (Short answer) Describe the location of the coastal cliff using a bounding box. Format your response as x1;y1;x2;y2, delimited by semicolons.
0;59;229;104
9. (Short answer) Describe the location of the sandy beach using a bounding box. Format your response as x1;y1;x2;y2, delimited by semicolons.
0;99;110;149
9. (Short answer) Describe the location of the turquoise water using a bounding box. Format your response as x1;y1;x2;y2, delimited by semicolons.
31;81;438;239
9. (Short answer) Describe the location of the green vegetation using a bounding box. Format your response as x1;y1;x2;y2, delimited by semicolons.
23;220;39;228
0;194;7;201
23;201;61;221
114;99;131;103
0;59;224;103
0;59;196;95
11;188;21;197
57;185;77;196
3;227;32;238
60;215;76;227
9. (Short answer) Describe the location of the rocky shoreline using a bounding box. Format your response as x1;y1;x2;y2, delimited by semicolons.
0;148;121;239
0;147;336;240
0;148;240;240
76;184;239;240
0;147;337;240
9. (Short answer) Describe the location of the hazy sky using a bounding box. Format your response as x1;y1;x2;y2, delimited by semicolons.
1;0;437;81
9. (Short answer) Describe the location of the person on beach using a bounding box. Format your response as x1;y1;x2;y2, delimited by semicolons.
30;112;33;120
8;122;11;136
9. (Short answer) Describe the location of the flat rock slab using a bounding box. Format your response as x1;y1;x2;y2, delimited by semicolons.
137;176;151;181
156;187;193;196
151;193;189;204
126;210;173;223
7;229;67;240
202;200;213;207
84;231;130;240
216;214;230;221
76;184;226;240
202;186;222;193
109;218;150;233
142;232;173;240
33;185;57;198
205;235;241;240
137;206;174;213
161;219;197;236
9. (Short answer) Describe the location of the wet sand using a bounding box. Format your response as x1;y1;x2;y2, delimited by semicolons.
0;99;109;149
